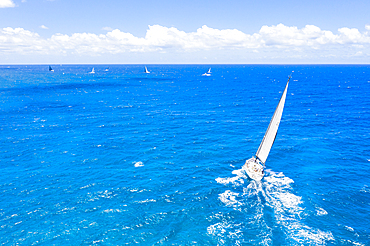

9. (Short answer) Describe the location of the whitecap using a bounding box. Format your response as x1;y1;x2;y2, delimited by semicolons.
135;199;156;204
134;161;144;167
345;226;354;232
102;209;125;213
360;185;370;193
349;241;365;246
316;207;328;216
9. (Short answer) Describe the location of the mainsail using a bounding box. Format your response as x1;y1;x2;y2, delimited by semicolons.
256;77;290;164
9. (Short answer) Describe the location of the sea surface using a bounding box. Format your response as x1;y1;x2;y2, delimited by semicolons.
0;65;369;245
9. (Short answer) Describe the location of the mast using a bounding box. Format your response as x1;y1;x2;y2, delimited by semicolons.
255;76;290;164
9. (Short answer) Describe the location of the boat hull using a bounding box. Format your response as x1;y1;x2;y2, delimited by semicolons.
243;157;264;181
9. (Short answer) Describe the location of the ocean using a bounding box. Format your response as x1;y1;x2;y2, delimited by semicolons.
0;65;369;245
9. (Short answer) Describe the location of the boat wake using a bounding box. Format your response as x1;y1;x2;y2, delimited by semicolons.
210;168;334;245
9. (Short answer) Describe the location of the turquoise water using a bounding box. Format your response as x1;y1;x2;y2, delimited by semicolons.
0;65;369;245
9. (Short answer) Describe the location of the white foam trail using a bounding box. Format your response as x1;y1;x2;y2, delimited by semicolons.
215;169;246;186
207;222;243;246
212;172;273;244
215;176;242;185
214;168;334;245
219;190;241;208
263;171;334;244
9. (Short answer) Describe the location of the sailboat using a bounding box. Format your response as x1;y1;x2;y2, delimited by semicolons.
49;66;54;72
89;68;95;74
202;68;211;76
144;66;150;74
243;75;291;181
105;67;109;72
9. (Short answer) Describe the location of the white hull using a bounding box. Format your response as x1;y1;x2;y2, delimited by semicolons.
243;157;264;181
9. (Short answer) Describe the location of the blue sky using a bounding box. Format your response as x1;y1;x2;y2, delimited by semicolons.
1;0;370;64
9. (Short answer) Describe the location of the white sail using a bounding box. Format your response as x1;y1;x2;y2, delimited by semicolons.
144;66;150;73
202;68;211;76
256;77;290;164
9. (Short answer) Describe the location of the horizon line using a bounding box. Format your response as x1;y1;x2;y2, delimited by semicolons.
1;63;370;66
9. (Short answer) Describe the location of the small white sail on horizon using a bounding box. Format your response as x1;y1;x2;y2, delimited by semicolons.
243;75;291;181
144;66;150;74
202;68;211;76
89;68;95;74
49;66;54;72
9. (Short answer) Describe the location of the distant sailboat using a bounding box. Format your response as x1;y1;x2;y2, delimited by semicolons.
243;75;291;181
105;67;109;72
89;68;95;74
49;66;54;72
202;68;211;76
144;66;150;74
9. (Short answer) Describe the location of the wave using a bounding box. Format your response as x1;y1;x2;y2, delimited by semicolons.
211;168;334;245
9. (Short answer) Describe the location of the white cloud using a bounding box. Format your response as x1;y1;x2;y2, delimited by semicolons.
102;27;113;31
0;0;16;8
1;24;370;62
337;27;370;44
259;24;339;47
144;25;259;50
0;27;47;54
40;25;49;30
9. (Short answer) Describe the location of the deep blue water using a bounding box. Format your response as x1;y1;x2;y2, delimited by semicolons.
0;64;369;245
